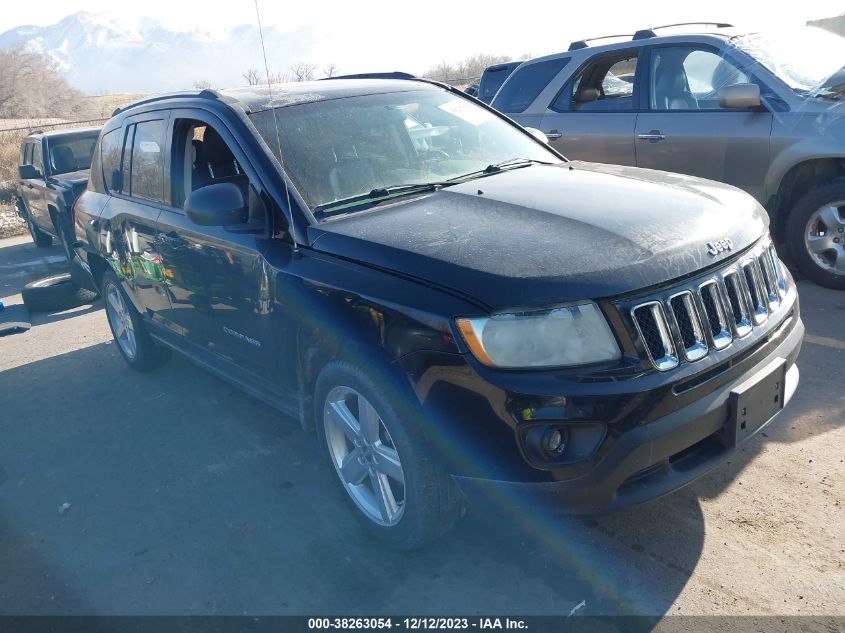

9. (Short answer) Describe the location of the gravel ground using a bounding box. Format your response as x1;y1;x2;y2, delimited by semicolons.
0;234;842;617
0;204;26;239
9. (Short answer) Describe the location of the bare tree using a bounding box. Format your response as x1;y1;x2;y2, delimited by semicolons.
289;62;318;82
424;53;512;85
0;46;85;118
193;79;212;90
425;61;456;82
242;68;262;86
323;63;338;78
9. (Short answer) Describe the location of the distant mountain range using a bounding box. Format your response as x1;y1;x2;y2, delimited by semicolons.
0;12;317;94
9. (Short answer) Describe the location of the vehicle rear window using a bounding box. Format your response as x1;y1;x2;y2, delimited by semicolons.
47;133;98;175
479;65;517;103
492;58;570;113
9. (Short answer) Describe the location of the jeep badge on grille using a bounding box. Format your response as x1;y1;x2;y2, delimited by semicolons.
706;238;734;257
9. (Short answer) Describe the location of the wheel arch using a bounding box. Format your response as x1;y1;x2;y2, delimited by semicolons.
87;252;111;291
769;157;845;242
295;323;412;432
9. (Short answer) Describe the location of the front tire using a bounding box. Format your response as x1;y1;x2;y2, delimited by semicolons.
101;271;171;371
314;360;462;549
785;181;845;290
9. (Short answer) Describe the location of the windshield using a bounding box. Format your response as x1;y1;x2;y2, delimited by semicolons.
733;26;845;94
47;132;99;175
249;88;559;215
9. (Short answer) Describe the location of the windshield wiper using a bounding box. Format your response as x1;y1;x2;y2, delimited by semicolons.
447;158;555;183
314;182;449;217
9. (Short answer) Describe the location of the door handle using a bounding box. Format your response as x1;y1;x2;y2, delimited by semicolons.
545;129;563;141
637;131;667;141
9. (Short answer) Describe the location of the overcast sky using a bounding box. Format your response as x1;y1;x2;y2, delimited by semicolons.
2;1;842;74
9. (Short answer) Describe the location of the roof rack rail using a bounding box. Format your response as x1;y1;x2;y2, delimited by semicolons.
111;89;225;117
650;21;734;31
324;72;418;81
571;22;736;49
568;33;637;51
633;22;734;40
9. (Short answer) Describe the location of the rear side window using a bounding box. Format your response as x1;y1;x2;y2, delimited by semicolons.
479;65;516;103
128;119;166;203
21;143;32;165
492;58;570;113
552;52;639;112
31;142;44;175
99;128;123;193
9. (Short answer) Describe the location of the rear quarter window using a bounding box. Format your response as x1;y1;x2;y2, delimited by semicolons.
99;128;123;193
492;58;570;113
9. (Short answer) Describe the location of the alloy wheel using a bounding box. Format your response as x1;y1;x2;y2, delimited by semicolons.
105;284;137;360
804;202;845;276
323;386;406;526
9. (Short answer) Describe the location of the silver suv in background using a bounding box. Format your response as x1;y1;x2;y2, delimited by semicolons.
477;61;523;104
493;23;845;289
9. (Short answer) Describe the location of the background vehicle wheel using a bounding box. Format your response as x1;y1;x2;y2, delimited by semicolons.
101;271;171;371
314;360;463;549
21;273;98;313
18;200;52;247
786;181;845;290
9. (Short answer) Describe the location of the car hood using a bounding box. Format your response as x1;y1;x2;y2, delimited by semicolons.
48;169;89;189
309;162;768;310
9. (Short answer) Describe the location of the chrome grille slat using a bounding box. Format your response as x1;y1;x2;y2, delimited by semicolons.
698;280;732;350
627;239;789;371
757;250;780;311
766;244;787;299
722;269;753;337
631;302;679;371
667;291;708;362
742;258;769;325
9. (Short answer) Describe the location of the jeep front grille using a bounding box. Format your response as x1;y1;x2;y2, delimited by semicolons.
628;240;789;371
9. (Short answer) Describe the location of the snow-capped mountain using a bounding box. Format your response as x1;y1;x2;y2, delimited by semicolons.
0;12;317;93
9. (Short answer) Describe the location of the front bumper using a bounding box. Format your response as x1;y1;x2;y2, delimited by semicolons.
450;314;803;515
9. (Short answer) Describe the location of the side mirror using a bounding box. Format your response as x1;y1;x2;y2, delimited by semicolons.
717;83;761;109
524;127;550;144
19;164;40;179
185;182;248;227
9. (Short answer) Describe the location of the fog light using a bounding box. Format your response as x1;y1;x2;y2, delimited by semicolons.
542;427;566;454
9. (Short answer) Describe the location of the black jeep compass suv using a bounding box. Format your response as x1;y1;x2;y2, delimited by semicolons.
70;77;802;548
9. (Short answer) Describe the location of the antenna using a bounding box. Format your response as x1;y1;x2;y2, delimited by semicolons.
253;0;299;251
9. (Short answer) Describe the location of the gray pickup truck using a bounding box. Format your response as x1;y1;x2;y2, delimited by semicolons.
16;127;101;260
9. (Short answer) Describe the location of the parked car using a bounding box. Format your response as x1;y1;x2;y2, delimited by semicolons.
16;127;101;260
463;83;479;97
72;77;802;548
477;60;523;104
493;23;845;289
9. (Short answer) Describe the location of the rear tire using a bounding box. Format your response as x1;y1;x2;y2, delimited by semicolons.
314;360;463;549
101;270;171;371
21;273;98;313
785;181;845;290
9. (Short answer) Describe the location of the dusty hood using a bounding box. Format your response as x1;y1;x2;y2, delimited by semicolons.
309;162;768;310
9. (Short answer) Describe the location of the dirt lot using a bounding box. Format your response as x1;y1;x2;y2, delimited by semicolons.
0;234;842;617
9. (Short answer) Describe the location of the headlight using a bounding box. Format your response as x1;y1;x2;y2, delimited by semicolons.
455;303;621;369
